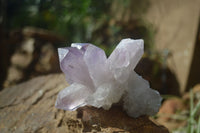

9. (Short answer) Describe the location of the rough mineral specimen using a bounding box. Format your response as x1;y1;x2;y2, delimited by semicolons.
55;38;162;118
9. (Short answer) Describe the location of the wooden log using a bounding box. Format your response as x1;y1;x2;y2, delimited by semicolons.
0;74;169;133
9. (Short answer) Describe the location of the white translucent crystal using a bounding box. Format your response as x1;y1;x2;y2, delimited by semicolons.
123;71;162;117
55;38;162;118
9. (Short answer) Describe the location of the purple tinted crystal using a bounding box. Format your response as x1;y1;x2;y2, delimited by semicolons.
83;44;112;88
55;83;93;110
108;39;144;83
56;38;162;118
58;47;94;89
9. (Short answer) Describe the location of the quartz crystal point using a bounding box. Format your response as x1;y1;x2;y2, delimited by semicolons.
55;38;162;118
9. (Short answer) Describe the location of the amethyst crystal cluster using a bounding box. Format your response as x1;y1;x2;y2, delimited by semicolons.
55;38;162;118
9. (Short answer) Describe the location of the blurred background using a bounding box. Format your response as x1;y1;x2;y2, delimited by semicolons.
0;0;200;132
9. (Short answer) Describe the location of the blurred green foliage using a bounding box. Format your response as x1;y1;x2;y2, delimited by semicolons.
171;91;200;133
2;0;155;56
5;0;111;43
